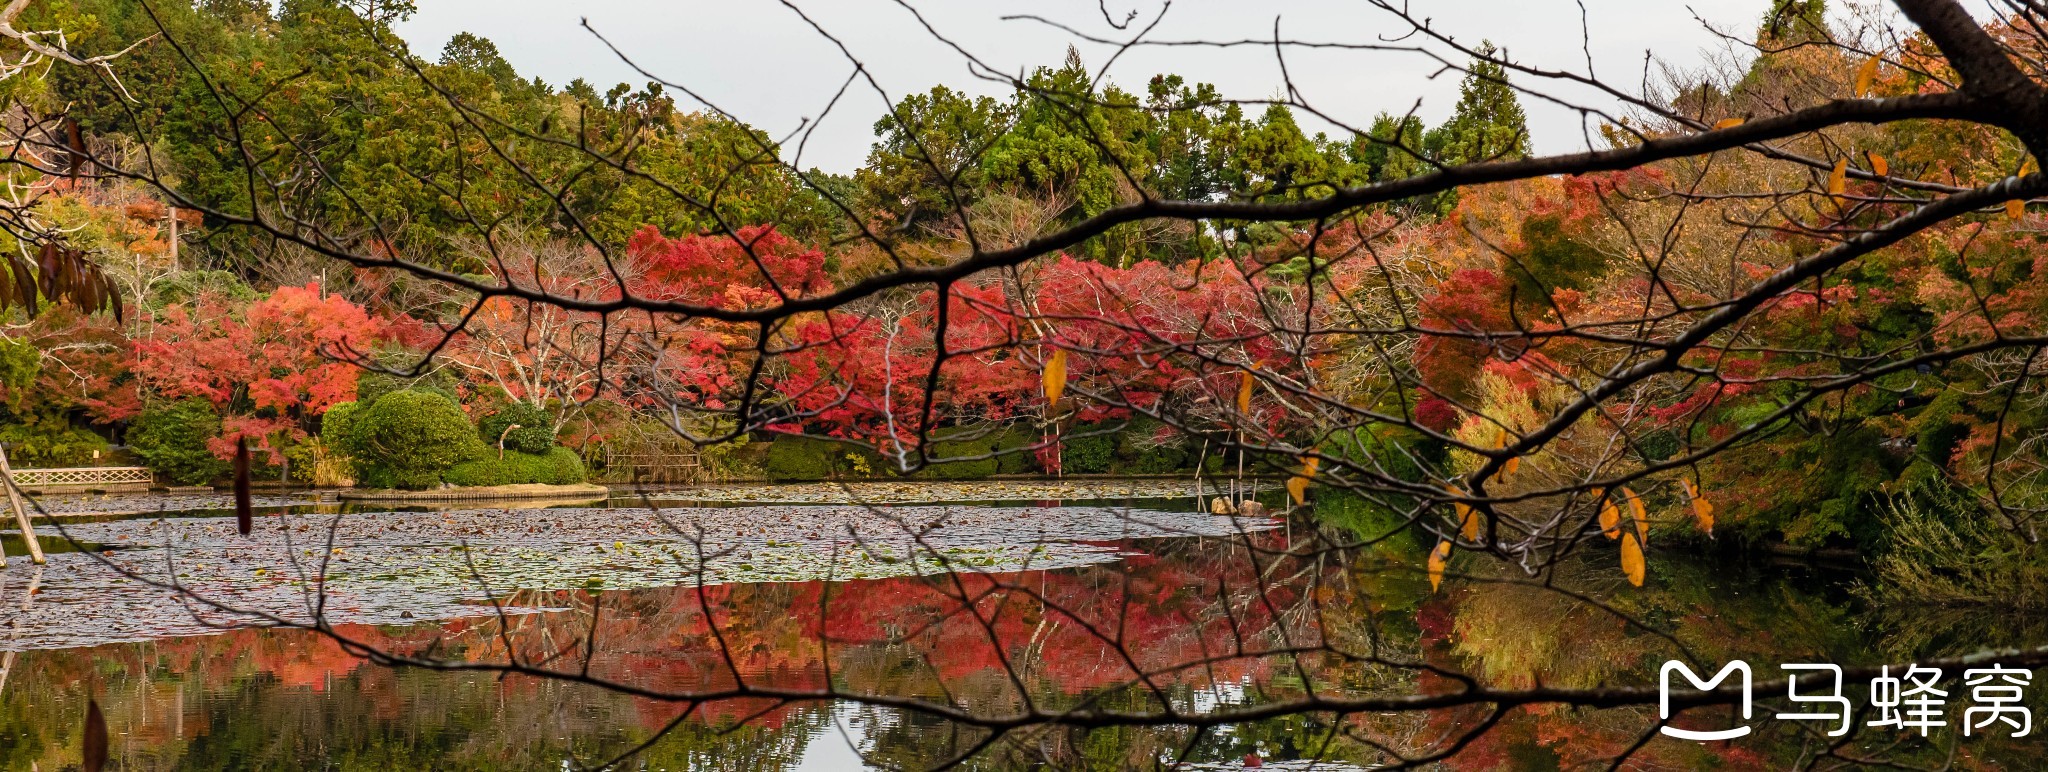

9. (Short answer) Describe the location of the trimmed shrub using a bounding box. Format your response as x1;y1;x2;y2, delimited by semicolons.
129;399;229;485
444;446;587;487
478;402;554;455
1116;429;1188;474
349;390;485;489
992;427;1039;475
1100;419;1194;474
915;428;999;480
764;435;879;481
441;457;509;487
1060;430;1117;474
321;401;361;452
356;368;461;408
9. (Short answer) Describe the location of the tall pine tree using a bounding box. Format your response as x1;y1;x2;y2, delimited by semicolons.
1425;42;1531;167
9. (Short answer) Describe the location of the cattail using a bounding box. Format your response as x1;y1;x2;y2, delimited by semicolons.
234;437;252;536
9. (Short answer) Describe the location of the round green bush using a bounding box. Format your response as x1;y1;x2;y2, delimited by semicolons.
444;446;587;487
321;401;361;452
129;398;230;485
349;390;485;489
355;367;461;408
478;402;554;455
1059;430;1117;474
991;427;1039;475
764;435;879;481
442;456;511;487
915;428;999;480
541;445;587;483
1107;419;1192;474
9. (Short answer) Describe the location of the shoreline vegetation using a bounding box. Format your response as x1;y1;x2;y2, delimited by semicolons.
336;482;610;503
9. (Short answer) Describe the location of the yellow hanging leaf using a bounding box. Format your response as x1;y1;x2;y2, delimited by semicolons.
1866;151;1888;177
1599;499;1621;539
1623;486;1648;544
1286;458;1317;505
1682;478;1716;535
2008;199;2026;221
1443;483;1480;541
1620;531;1646;587
1491;426;1519;480
1827;158;1848;196
1042;348;1068;406
1854;55;1880;97
1236;369;1255;414
1428;540;1452;592
1712;117;1744;130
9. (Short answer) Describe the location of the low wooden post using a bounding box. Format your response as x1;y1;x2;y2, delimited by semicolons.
0;444;45;565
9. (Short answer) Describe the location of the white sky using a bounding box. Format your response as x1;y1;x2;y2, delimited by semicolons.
395;0;1777;174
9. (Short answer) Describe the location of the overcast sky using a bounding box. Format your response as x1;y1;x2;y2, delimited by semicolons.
394;0;1779;174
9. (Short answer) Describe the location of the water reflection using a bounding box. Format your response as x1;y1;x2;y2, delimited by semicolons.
0;499;2043;769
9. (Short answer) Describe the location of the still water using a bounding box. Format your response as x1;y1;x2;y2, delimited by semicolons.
0;487;2040;770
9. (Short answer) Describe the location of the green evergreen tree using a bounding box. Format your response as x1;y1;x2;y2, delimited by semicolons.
1757;0;1829;44
855;86;1013;232
1424;42;1532;167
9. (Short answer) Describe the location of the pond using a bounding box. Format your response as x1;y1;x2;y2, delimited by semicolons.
0;483;2042;770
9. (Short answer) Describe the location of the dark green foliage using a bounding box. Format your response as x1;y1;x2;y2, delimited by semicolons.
915;428;999;480
1914;387;1972;466
0;336;39;394
321;401;361;451
1634;429;1680;463
145;270;256;311
1353;113;1430;183
1423;42;1531;167
1510;215;1608;306
1312;489;1426;558
1329;424;1432;484
1115;421;1190;474
992;427;1040;475
763;435;880;482
346;390;485;490
478;402;554;455
1758;0;1830;42
130;398;229;485
1737;425;1900;549
1059;430;1118;474
857;86;1012;231
443;447;587;487
356;368;461;408
0;416;111;468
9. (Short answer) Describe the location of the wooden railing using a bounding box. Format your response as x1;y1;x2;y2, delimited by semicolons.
601;447;703;483
7;466;153;489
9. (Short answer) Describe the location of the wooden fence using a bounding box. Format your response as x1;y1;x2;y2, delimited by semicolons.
6;466;153;492
600;447;704;483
